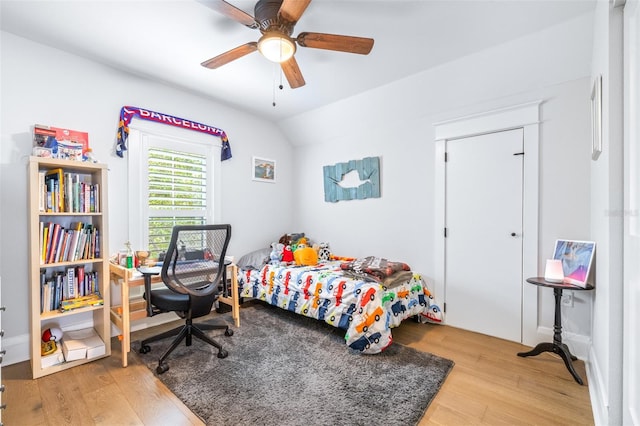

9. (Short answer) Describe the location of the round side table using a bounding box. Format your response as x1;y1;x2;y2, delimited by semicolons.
518;277;594;385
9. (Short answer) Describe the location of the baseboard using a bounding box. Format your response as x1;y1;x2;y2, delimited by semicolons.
2;333;31;366
3;318;95;366
586;345;609;425
4;316;177;367
532;331;603;424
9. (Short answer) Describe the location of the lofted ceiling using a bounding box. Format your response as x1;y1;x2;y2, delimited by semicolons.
1;0;595;122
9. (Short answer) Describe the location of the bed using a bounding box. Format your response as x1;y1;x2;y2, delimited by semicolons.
236;255;443;354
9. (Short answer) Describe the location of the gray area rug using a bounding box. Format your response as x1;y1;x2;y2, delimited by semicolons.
135;301;454;426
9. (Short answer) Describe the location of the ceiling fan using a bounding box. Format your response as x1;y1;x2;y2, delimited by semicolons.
200;0;374;89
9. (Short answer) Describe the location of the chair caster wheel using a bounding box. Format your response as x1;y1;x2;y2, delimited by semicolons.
157;363;169;374
140;345;151;354
218;349;228;359
225;329;233;337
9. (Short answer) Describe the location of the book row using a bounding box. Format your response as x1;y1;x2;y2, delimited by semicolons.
39;168;100;213
40;266;101;313
40;221;101;265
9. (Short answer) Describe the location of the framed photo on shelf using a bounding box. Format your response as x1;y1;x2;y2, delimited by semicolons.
591;74;602;161
252;156;276;183
552;239;596;287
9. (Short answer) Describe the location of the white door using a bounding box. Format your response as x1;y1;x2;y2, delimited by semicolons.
445;128;523;342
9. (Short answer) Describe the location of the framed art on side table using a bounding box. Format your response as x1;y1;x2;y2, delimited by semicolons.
552;239;596;288
252;156;276;183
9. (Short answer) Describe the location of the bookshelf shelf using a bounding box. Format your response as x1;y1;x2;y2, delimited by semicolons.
40;212;102;217
28;156;111;379
39;304;105;321
40;258;105;268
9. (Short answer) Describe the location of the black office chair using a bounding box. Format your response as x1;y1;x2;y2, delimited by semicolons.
139;224;233;374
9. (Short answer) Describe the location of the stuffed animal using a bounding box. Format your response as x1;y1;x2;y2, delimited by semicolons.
279;234;292;246
292;237;309;253
315;242;331;261
269;242;283;264
279;232;305;247
282;245;294;263
294;242;318;266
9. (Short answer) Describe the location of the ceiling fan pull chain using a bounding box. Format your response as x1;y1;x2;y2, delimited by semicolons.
272;63;278;107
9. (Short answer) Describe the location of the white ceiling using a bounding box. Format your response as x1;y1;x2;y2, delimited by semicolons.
1;0;595;122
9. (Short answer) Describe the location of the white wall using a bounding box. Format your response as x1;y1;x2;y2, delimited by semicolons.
0;32;295;365
588;2;625;425
286;13;595;349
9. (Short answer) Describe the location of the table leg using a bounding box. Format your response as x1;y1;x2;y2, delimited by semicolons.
517;287;584;385
230;264;240;327
121;274;130;368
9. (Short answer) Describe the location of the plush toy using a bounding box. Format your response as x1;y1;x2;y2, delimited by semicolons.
282;245;294;263
279;234;292;246
317;242;331;261
294;242;318;266
330;254;356;262
279;232;305;247
292;237;309;253
269;242;284;264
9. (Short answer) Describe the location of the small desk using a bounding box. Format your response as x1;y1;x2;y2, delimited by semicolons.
518;277;594;385
109;262;240;367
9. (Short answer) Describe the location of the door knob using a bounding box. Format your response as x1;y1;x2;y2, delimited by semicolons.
511;232;517;237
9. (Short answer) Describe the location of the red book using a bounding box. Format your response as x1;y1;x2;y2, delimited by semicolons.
76;266;85;297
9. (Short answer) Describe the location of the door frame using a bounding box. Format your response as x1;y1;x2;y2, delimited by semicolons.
433;101;540;345
623;0;640;423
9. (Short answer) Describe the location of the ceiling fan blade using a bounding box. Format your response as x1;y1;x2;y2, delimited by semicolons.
281;56;306;89
296;32;374;55
199;0;258;28
201;42;258;69
279;0;311;24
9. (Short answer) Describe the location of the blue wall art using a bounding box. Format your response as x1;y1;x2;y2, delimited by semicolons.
323;156;381;202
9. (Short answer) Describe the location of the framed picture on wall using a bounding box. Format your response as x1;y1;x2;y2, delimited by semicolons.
552;239;596;288
591;74;602;161
252;156;276;183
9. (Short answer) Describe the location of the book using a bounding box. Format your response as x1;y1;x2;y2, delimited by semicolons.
65;267;75;299
33;124;57;147
47;223;61;264
53;225;65;263
44;168;64;212
43;222;53;263
64;172;73;213
39;222;44;263
38;171;46;211
59;292;103;312
76;266;85;297
50;126;89;155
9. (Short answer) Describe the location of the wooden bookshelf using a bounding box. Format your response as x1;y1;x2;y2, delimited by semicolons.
28;157;111;378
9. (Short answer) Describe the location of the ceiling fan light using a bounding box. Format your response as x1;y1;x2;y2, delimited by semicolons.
258;32;296;63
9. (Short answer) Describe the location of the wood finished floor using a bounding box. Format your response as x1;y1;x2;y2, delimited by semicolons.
3;309;594;425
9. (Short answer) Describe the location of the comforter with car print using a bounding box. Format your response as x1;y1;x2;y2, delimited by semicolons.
237;260;441;354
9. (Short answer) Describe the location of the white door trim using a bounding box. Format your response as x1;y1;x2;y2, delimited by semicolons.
623;1;640;424
434;101;541;345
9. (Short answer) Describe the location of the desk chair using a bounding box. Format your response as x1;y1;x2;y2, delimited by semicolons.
139;224;233;374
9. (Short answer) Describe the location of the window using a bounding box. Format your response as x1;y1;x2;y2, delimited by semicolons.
127;122;221;259
147;147;208;255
